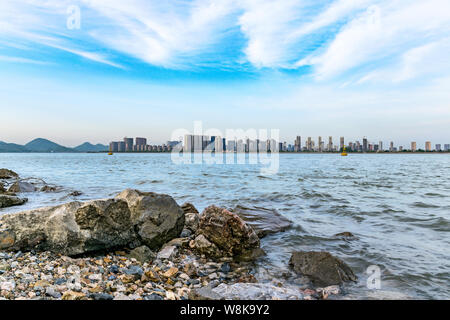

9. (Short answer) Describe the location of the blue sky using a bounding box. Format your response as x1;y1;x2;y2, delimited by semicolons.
1;0;450;147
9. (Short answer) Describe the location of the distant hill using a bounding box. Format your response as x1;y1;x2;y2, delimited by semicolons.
0;141;28;152
25;138;74;152
74;142;108;152
0;138;109;153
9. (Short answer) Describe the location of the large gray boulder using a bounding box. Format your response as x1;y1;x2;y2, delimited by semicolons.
116;189;185;250
231;205;293;238
195;205;260;259
0;189;185;255
289;251;357;287
0;195;28;209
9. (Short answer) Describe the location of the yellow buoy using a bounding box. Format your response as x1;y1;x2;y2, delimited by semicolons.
341;146;348;156
108;152;113;155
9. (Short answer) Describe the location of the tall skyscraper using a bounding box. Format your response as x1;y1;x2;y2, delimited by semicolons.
362;137;368;152
307;137;312;151
318;136;323;152
124;137;133;152
340;137;344;151
389;141;394;152
425;141;432;152
214;136;223;152
184;135;193;153
444;144;450;151
379;141;383;151
328;136;333;152
435;144;441;151
294;136;301;152
109;142;119;152
411;142;417;152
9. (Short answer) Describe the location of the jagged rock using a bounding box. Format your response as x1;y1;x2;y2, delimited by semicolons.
0;169;19;179
8;181;36;193
0;195;28;209
185;213;200;232
157;245;178;260
231;205;293;238
190;283;303;300
181;202;199;214
116;189;185;250
0;189;184;256
0;182;5;193
189;234;220;258
181;202;200;232
289;251;357;287
40;185;62;193
127;245;156;263
197;205;260;259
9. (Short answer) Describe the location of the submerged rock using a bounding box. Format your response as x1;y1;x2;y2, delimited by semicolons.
116;189;185;250
190;283;303;300
0;195;28;209
8;181;36;193
0;169;18;179
333;232;358;240
0;189;185;256
197;205;260;258
289;251;357;287
231;205;293;238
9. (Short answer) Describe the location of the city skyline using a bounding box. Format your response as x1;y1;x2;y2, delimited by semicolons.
107;135;450;153
1;1;450;146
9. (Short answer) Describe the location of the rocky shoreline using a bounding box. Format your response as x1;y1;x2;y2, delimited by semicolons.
1;168;355;300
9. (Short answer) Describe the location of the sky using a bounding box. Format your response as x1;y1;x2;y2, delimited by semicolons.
0;0;449;147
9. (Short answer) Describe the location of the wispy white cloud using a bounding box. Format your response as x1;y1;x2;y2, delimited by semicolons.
0;55;49;65
1;0;450;84
297;0;450;81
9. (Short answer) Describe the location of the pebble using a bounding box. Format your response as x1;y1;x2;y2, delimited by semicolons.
0;239;319;301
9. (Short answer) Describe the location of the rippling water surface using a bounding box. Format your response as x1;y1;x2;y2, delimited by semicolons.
1;153;449;299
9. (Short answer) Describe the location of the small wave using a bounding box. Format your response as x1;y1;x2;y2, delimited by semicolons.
424;192;446;198
411;202;440;208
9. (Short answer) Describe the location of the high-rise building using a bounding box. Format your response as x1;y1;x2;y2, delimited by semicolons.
307;137;312;151
214;136;223;152
318;136;323;152
435;144;441;151
425;141;432;152
294;136;301;152
379;141;383;151
362;137;368;152
389;141;394;152
340;137;344;151
124;137;133;152
118;141;125;152
184;135;193;153
109;142;119;152
135;137;147;152
328;136;333;152
411;142;417;152
227;139;236;152
444;144;450;151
